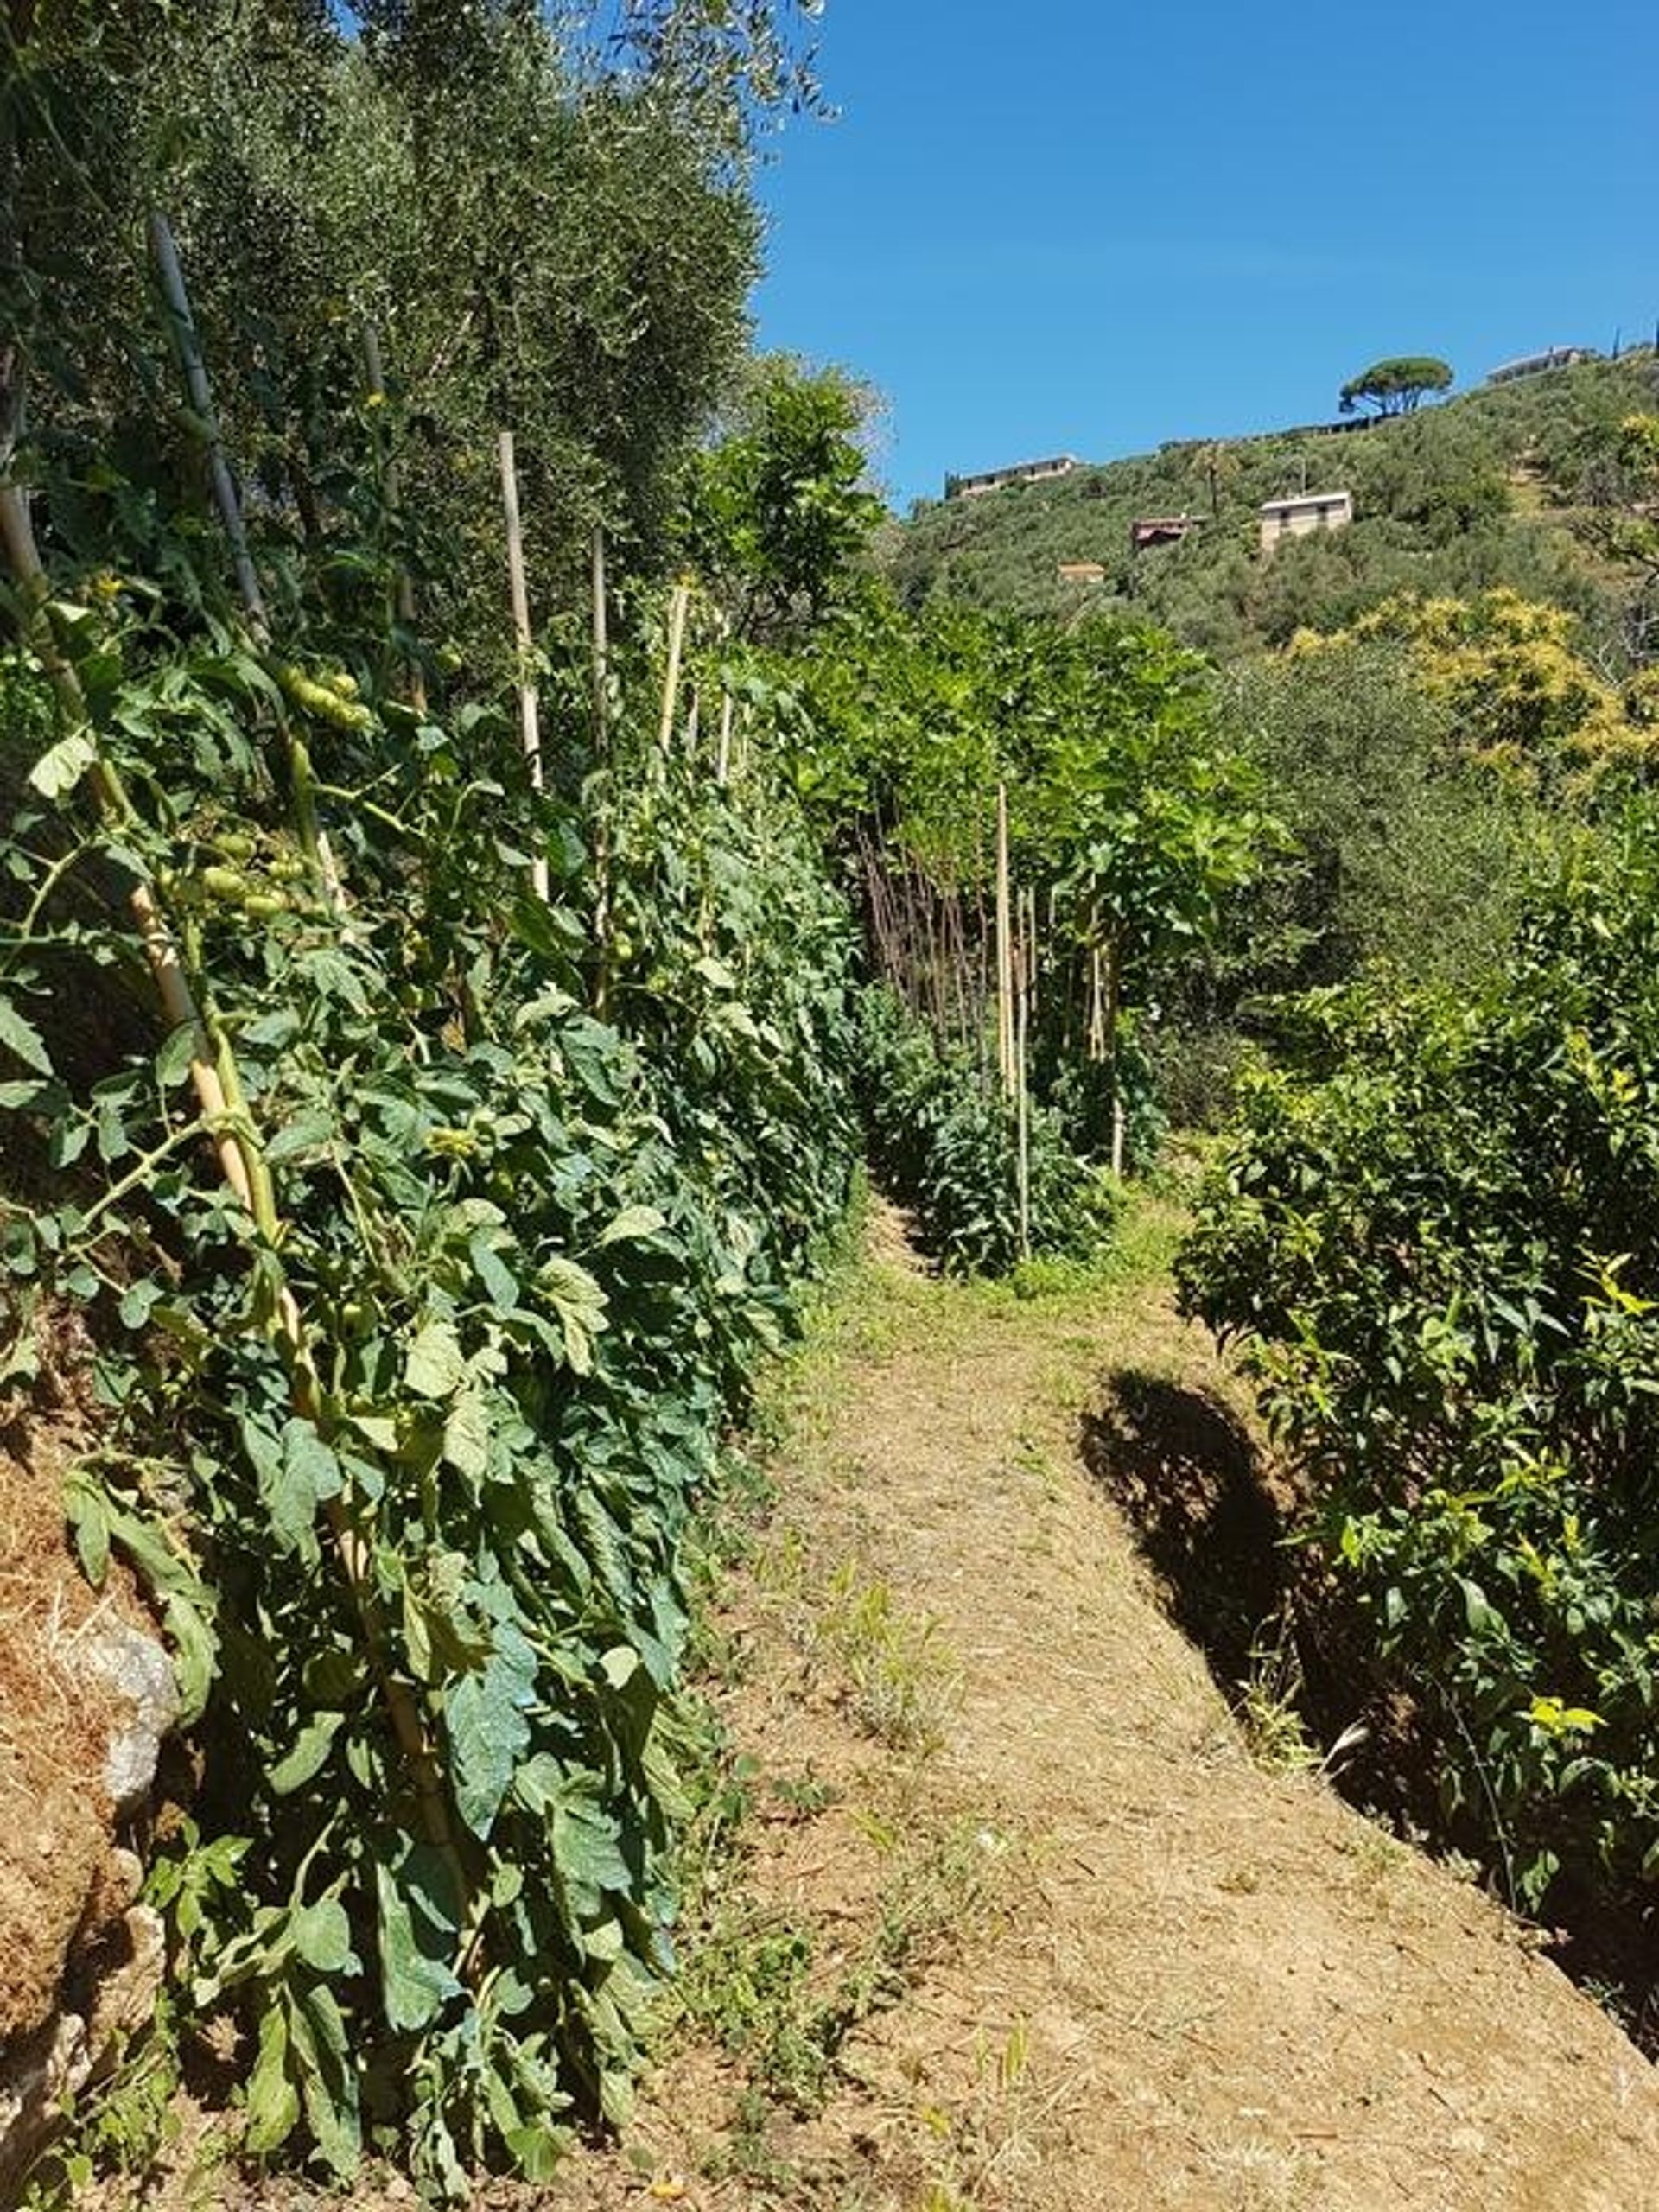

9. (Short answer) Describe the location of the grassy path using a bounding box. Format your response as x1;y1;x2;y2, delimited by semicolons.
550;1195;1659;2212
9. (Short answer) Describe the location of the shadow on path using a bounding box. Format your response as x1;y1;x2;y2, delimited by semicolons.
1080;1363;1659;2047
1079;1369;1284;1693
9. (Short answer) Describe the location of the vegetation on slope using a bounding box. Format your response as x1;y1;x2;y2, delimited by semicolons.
884;353;1659;664
1181;819;1659;1922
2;3;865;2192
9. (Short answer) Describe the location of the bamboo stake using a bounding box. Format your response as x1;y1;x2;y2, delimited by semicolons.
149;212;347;912
497;429;550;901
658;581;690;757
360;322;426;715
591;524;613;1014
148;212;267;632
590;524;610;762
1014;893;1031;1262
1106;932;1126;1178
920;866;946;1045
995;782;1014;1097
944;886;969;1049
715;689;734;787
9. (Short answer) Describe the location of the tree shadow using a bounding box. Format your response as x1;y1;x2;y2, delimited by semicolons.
1079;1370;1659;2050
1079;1367;1286;1693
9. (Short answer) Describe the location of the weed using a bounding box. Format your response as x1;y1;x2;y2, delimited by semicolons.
1236;1615;1319;1774
767;1768;840;1821
19;2009;203;2210
677;1909;829;2111
813;1565;960;1752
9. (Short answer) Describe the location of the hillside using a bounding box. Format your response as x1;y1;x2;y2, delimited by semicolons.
880;353;1659;662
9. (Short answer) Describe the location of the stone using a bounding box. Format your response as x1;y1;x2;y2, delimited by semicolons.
0;2011;91;2198
70;1619;178;1817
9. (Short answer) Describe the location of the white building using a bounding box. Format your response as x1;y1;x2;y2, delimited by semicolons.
1259;489;1353;553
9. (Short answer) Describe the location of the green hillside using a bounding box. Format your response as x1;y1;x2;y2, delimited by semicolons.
881;352;1659;661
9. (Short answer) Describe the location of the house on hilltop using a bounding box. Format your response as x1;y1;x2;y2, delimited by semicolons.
945;454;1078;499
1486;346;1598;386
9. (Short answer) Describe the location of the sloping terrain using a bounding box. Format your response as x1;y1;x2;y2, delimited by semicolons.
1;1400;168;2201
99;1199;1659;2210
533;1201;1659;2210
881;352;1659;658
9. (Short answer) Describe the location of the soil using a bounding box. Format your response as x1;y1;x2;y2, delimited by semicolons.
108;1201;1659;2209
0;1414;143;2050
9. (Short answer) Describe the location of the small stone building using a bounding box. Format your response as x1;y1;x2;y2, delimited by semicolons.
945;455;1078;499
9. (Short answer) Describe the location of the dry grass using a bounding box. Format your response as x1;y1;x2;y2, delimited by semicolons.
0;1429;140;2050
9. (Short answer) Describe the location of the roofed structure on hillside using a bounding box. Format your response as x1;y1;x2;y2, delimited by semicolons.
1130;514;1205;555
944;454;1078;499
1486;346;1599;385
1259;489;1353;552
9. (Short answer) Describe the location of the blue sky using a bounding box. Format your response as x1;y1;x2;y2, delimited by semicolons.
750;2;1659;510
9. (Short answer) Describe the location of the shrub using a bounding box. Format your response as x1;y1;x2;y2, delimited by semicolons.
1179;813;1659;1910
855;988;1115;1275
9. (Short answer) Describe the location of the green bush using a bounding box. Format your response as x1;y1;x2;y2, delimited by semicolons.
856;988;1115;1275
1178;814;1659;1910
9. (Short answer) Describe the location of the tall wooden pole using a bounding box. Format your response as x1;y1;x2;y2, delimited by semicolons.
498;430;550;901
716;691;734;787
995;782;1014;1098
361;321;426;715
658;581;690;757
1014;896;1032;1262
590;524;613;1010
148;211;268;636
590;524;610;764
149;210;346;913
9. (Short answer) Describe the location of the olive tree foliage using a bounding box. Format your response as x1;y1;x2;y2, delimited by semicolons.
1338;355;1454;416
1;0;818;653
1213;639;1543;995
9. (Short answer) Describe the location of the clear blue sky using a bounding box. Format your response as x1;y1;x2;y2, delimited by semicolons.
750;1;1659;511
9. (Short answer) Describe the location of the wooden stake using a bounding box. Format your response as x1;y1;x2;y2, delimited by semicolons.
148;211;268;634
361;321;426;715
590;524;610;763
148;212;347;915
1014;893;1031;1262
658;581;690;757
498;429;549;900
591;524;613;1012
995;782;1014;1097
716;690;734;786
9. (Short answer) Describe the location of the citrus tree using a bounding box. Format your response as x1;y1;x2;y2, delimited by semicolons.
1179;810;1659;1913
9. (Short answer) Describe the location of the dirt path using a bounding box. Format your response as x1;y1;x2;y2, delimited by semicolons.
548;1201;1659;2212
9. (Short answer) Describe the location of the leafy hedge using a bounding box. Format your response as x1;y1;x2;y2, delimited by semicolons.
1179;817;1659;1910
855;987;1115;1275
0;616;855;2186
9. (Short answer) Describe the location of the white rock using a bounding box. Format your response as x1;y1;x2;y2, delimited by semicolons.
72;1619;178;1816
